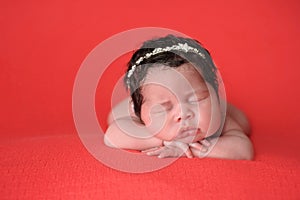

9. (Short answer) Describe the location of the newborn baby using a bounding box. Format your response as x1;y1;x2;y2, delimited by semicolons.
104;35;253;159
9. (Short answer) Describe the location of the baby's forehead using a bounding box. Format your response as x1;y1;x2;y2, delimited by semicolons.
142;64;208;100
175;63;200;73
144;63;206;85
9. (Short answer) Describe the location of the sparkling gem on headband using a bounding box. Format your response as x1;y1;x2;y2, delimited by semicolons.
126;43;206;85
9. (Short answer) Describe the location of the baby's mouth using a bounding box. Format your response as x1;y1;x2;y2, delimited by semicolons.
174;127;202;141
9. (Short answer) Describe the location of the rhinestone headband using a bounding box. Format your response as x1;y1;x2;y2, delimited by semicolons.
126;43;206;86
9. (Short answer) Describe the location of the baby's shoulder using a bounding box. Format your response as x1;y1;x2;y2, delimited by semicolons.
222;103;250;135
222;115;242;133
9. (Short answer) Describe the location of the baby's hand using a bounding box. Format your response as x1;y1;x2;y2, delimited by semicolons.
188;139;211;158
142;141;193;158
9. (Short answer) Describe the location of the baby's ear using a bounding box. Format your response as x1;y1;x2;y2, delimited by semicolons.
129;99;135;117
129;100;143;124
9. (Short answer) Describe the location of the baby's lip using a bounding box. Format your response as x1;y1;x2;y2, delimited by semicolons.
181;127;200;133
176;127;201;138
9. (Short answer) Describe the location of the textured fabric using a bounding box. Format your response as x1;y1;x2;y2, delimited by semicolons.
1;133;299;199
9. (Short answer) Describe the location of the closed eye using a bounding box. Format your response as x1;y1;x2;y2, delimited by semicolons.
189;91;209;103
151;102;173;114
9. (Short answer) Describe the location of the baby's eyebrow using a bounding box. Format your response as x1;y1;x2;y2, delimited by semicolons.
144;98;172;106
151;100;172;106
160;101;172;106
187;88;209;95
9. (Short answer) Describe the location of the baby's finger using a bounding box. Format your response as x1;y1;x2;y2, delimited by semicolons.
190;146;209;158
172;141;193;158
141;146;160;153
157;149;174;158
200;139;211;147
145;148;164;156
189;142;203;150
184;147;194;158
190;143;208;153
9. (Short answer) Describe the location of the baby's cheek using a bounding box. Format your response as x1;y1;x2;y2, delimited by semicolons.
204;98;222;137
197;98;219;135
153;122;179;141
141;108;168;136
140;108;149;126
143;111;178;141
198;106;212;134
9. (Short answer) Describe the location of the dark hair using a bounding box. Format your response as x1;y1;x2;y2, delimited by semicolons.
124;34;218;122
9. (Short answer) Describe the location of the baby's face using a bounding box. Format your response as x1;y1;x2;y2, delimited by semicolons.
140;64;221;142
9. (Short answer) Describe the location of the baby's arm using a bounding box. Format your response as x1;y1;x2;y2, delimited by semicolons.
104;98;163;150
190;105;253;160
104;116;163;150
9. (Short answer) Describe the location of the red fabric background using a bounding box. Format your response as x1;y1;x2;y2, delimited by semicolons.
1;0;299;199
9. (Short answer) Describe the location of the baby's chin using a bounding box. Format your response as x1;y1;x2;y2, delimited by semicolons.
180;133;205;143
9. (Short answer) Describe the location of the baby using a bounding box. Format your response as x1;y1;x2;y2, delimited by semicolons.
104;35;253;159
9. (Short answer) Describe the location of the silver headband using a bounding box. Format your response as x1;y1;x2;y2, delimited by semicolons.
126;43;206;86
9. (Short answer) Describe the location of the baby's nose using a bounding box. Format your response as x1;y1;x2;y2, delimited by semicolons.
176;105;194;122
